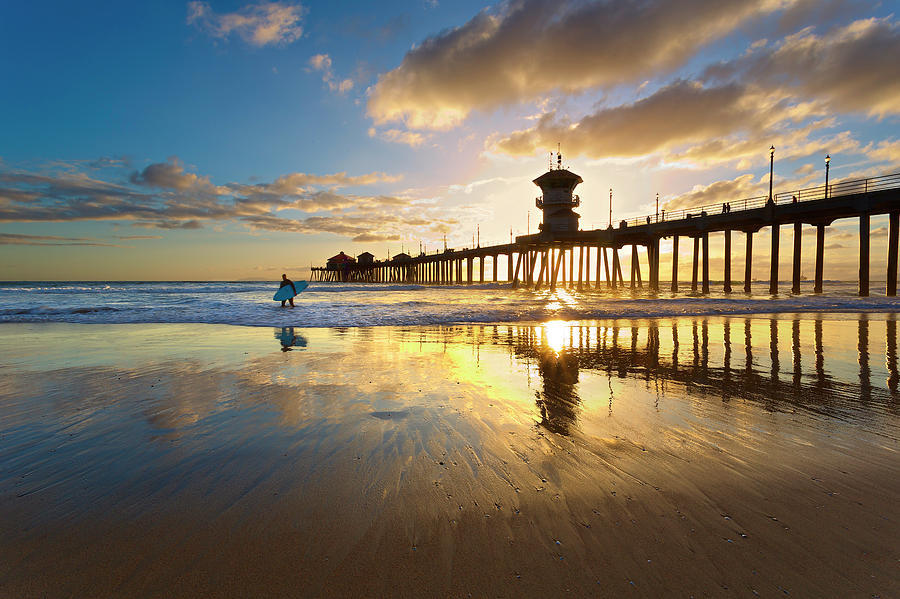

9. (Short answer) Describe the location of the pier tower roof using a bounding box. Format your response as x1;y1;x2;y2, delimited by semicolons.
532;169;583;191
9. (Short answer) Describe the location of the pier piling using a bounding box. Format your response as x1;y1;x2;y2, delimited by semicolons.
744;232;753;293
792;223;802;294
612;249;623;289
770;224;780;295
889;213;899;296
691;237;699;293
671;236;679;292
724;230;732;293
815;225;825;293
860;214;870;297
702;233;710;295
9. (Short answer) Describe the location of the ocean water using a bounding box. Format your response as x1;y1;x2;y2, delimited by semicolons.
1;280;900;327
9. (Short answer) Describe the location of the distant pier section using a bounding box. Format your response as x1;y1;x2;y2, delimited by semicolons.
311;159;900;297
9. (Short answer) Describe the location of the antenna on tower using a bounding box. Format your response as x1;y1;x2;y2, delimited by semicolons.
557;142;562;170
548;152;553;171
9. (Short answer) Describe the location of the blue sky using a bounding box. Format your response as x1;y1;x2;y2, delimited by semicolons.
2;0;900;280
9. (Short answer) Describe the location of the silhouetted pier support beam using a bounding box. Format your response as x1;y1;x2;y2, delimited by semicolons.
860;214;870;297
479;256;485;283
723;230;732;293
524;252;532;286
649;238;660;291
511;252;523;288
744;232;753;293
814;225;825;293
568;248;575;288
577;246;584;290
584;246;591;288
691;236;699;293
770;224;780;294
612;248;623;289
534;251;547;290
601;247;611;288
888;212;899;296
792;222;802;295
550;248;564;290
630;245;643;289
671;236;679;292
702;233;710;294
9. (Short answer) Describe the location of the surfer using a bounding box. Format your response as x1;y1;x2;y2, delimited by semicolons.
279;274;297;308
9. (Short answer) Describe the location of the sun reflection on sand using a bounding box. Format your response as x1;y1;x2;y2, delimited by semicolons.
541;319;568;354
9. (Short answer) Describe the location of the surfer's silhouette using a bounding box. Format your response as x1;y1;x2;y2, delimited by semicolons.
280;274;297;308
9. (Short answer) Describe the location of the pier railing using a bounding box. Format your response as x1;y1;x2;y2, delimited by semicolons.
616;171;900;228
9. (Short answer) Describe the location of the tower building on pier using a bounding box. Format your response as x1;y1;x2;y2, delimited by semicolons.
533;152;582;234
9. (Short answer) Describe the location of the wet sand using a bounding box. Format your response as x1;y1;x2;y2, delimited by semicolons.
1;316;899;597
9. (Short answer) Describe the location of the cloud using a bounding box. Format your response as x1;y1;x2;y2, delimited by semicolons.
367;0;802;130
662;174;762;211
129;157;219;193
136;219;204;230
114;235;163;240
491;76;864;168
0;159;452;244
704;17;900;118
672;123;859;168
352;232;401;242
307;53;354;93
0;233;127;247
482;13;900;168
865;139;900;164
367;127;427;147
232;169;400;195
187;1;305;46
493;80;806;159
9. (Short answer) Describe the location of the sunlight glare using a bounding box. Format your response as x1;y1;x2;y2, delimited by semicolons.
543;320;569;354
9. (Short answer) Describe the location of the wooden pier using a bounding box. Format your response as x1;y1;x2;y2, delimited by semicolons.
311;171;900;296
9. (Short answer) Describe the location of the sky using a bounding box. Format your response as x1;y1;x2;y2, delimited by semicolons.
2;0;900;281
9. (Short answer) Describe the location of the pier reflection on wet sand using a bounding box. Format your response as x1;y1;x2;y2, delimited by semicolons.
0;317;898;598
510;315;899;438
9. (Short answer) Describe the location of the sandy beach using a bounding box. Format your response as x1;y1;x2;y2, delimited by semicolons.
1;316;898;597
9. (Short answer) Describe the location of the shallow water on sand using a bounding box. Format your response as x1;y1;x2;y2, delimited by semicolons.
4;280;900;327
1;316;898;597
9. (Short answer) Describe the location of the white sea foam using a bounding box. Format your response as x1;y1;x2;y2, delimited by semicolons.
1;281;899;327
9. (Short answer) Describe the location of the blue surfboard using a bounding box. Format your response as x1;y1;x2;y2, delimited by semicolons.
273;280;308;301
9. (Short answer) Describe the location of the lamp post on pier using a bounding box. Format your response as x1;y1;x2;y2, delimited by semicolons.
655;192;659;222
768;145;775;202
825;154;831;199
609;188;613;228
